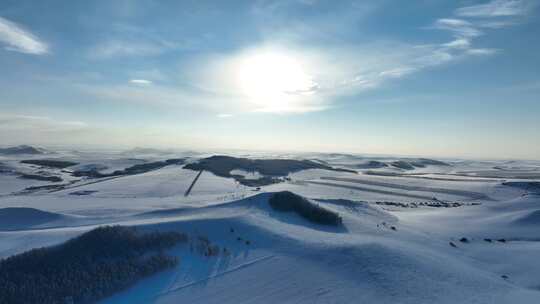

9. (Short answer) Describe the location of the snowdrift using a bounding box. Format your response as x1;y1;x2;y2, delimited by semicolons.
0;207;65;230
513;210;540;225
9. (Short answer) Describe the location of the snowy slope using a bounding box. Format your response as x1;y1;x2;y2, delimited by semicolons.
1;152;540;303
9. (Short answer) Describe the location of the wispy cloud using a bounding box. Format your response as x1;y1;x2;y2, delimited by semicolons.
230;2;533;114
0;114;87;131
191;32;502;114
129;79;152;85
443;38;472;49
0;114;98;147
434;18;483;38
88;22;203;59
477;20;518;28
427;0;529;68
0;16;48;55
90;40;166;58
79;81;242;115
314;1;529;104
378;67;418;78
456;0;531;17
52;1;534;116
466;48;499;55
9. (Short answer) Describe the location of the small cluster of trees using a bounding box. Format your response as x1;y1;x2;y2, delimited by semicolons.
269;191;343;226
0;226;187;304
191;236;221;257
20;159;79;169
19;173;63;182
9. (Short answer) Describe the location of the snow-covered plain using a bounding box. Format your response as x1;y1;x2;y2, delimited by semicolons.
1;149;540;303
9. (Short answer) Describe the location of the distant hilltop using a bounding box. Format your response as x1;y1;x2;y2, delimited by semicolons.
121;147;175;155
0;145;49;155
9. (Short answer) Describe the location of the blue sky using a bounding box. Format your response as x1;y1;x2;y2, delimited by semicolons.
0;0;539;159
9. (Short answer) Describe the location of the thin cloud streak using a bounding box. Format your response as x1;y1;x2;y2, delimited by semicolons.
129;79;153;85
433;18;483;38
90;40;166;58
0;114;87;131
456;0;531;17
0;16;48;54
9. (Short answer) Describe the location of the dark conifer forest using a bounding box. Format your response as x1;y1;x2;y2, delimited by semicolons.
0;226;187;304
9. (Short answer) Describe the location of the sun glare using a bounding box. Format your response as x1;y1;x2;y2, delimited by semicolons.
237;52;316;111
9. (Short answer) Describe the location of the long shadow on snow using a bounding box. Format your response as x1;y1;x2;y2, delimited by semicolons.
135;192;349;234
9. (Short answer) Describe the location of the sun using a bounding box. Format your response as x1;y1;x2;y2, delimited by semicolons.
236;52;316;111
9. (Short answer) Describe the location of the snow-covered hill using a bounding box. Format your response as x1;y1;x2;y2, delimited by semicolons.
1;151;539;303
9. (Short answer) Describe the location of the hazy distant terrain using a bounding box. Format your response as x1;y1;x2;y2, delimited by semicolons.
1;146;540;303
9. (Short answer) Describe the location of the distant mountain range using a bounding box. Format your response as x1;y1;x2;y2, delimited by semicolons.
0;145;48;155
121;147;174;155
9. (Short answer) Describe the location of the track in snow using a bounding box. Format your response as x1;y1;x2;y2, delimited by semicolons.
320;176;490;200
306;181;437;200
157;255;275;297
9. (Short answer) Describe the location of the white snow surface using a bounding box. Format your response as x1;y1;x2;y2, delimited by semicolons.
1;151;540;303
